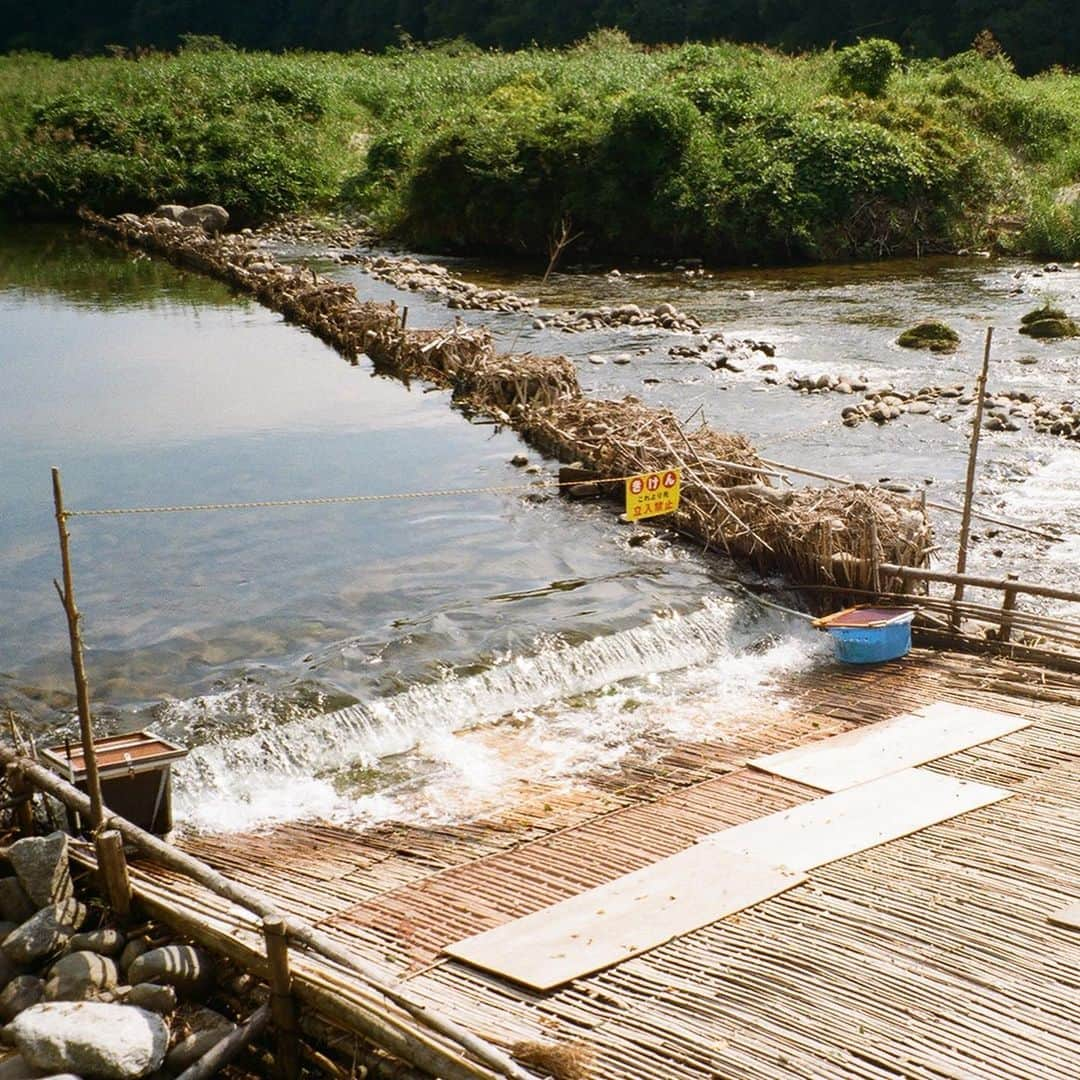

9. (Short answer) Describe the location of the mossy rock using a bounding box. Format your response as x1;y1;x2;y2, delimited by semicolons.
1019;317;1079;338
896;320;961;352
1020;304;1067;325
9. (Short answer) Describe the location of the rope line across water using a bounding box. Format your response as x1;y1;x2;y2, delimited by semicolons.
62;473;651;518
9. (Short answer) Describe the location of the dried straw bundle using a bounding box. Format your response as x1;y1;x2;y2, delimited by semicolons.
84;210;932;604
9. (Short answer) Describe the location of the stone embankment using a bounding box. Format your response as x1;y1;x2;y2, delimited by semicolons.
0;832;240;1080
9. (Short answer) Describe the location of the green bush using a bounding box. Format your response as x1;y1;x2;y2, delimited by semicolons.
832;39;902;98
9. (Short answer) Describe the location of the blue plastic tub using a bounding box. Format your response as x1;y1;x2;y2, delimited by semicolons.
822;609;915;664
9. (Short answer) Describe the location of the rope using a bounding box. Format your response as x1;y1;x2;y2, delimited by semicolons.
62;473;653;518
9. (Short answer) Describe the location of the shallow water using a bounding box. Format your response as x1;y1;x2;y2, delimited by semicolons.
3;225;1076;833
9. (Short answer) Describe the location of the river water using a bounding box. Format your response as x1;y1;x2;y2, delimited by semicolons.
2;225;1076;832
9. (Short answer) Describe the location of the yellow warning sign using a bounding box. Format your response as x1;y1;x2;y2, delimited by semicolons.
625;469;681;521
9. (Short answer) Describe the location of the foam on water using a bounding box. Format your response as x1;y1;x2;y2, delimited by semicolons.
174;598;826;832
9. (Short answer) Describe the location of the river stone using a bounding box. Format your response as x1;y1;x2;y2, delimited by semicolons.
11;1002;167;1079
0;1053;40;1080
0;977;44;1023
163;1007;234;1073
122;985;175;1015
126;947;211;997
150;205;187;223
67;930;123;959
177;205;228;234
118;940;149;980
3;902;86;968
8;835;74;909
0;882;35;925
44;953;119;1002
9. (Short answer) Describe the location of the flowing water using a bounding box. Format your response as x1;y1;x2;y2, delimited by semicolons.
2;225;1076;833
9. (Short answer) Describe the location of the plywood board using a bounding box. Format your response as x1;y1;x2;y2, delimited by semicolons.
444;848;805;991
702;768;1009;872
749;703;1029;792
1048;902;1080;930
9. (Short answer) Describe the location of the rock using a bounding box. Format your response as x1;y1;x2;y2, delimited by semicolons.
126;948;212;998
118;941;149;981
44;953;119;1002
509;454;528;468
11;1002;167;1080
0;977;45;1023
163;1008;235;1073
587;355;606;365
0;948;17;993
906;402;932;414
0;882;34;926
896;321;961;353
1019;304;1079;338
0;1053;40;1080
613;353;632;365
3;902;86;967
177;204;229;234
121;985;176;1016
9;834;74;909
67;930;123;959
149;205;186;223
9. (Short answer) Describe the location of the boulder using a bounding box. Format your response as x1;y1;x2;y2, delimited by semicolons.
0;882;35;925
3;902;86;968
8;835;74;910
44;953;119;1002
896;321;960;353
121;985;176;1015
163;1007;234;1073
0;976;45;1023
11;1002;167;1080
67;930;123;959
0;1053;40;1080
150;205;187;223
177;205;228;234
126;948;211;998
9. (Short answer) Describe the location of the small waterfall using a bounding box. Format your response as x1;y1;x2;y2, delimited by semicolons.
174;597;820;831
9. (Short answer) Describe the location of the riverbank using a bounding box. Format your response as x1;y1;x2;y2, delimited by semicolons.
2;38;1080;260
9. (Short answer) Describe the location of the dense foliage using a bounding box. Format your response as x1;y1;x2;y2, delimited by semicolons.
2;2;1078;75
1;37;1079;259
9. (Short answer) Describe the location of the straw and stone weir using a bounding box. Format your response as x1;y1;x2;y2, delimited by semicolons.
3;648;1078;1078
81;210;933;609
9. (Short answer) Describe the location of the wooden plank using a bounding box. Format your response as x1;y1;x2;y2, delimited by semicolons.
1048;902;1080;930
703;768;1009;871
749;702;1030;792
444;849;804;991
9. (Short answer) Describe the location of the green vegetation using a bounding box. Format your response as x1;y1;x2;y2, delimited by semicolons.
2;37;1080;261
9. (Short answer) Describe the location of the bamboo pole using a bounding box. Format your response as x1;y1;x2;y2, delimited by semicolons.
0;749;537;1080
952;328;994;625
176;1003;270;1080
1000;574;1020;645
263;917;301;1080
51;467;105;831
876;562;1080;603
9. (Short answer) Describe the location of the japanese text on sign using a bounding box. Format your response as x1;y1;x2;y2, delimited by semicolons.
625;469;681;521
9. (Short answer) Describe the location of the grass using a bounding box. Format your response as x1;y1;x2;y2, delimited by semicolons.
2;34;1079;260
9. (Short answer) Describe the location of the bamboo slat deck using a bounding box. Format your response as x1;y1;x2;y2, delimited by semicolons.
145;648;1080;1078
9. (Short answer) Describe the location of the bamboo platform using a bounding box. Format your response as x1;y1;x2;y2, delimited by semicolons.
135;648;1079;1078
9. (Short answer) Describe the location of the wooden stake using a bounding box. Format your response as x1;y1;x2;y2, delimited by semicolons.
5;764;34;836
401;305;409;330
263;917;301;1080
51;467;105;831
952;328;994;628
999;574;1020;644
95;829;132;919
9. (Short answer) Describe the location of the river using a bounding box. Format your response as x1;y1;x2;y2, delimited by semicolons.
2;224;1076;832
